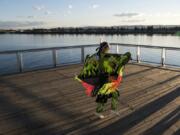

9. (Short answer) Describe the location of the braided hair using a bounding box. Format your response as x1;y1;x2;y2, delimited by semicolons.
96;42;110;57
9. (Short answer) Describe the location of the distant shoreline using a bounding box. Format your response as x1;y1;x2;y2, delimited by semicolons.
0;32;179;36
1;26;180;35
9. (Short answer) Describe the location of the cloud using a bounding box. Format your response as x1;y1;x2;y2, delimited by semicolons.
33;5;52;16
92;4;99;9
45;11;52;15
33;5;45;11
17;15;36;19
152;13;180;17
121;19;146;23
0;21;45;29
172;14;180;17
67;10;71;14
114;13;141;18
27;16;35;18
68;5;72;9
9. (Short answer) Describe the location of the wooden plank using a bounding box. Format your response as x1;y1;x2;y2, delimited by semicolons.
0;63;179;135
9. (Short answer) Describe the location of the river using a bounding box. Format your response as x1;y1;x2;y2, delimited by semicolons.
0;34;180;51
0;34;179;74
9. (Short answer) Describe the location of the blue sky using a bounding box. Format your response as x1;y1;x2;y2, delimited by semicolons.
0;0;180;29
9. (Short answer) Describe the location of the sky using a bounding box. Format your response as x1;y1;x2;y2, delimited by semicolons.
0;0;180;29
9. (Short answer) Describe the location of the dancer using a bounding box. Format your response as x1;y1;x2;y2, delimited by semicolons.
75;42;131;118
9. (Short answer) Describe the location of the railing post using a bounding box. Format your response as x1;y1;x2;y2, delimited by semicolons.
161;48;166;67
137;46;140;63
116;44;119;53
81;47;85;63
100;37;103;43
52;49;57;67
16;52;23;72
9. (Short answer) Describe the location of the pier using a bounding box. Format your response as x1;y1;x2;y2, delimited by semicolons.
0;44;179;135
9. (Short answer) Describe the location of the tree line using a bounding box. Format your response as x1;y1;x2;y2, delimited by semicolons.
1;26;180;35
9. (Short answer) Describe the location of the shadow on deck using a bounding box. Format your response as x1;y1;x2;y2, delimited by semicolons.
0;63;179;135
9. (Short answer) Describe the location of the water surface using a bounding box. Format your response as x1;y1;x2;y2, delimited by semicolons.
0;34;179;74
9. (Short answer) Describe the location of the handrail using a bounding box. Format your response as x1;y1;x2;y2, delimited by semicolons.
111;43;180;67
110;43;180;50
0;43;180;54
0;43;179;74
0;44;99;54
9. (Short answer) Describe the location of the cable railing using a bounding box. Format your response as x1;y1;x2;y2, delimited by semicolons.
0;43;179;75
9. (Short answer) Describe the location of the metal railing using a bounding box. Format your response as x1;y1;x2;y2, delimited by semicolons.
0;43;180;75
0;44;99;73
111;43;180;67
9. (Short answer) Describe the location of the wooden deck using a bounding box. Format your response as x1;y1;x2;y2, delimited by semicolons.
0;63;179;135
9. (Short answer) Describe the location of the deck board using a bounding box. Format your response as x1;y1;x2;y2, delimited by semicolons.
0;63;179;135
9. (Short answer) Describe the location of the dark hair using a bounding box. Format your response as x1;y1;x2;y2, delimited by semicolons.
96;42;109;57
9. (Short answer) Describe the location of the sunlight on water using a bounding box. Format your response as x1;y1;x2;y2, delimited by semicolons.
0;34;180;51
